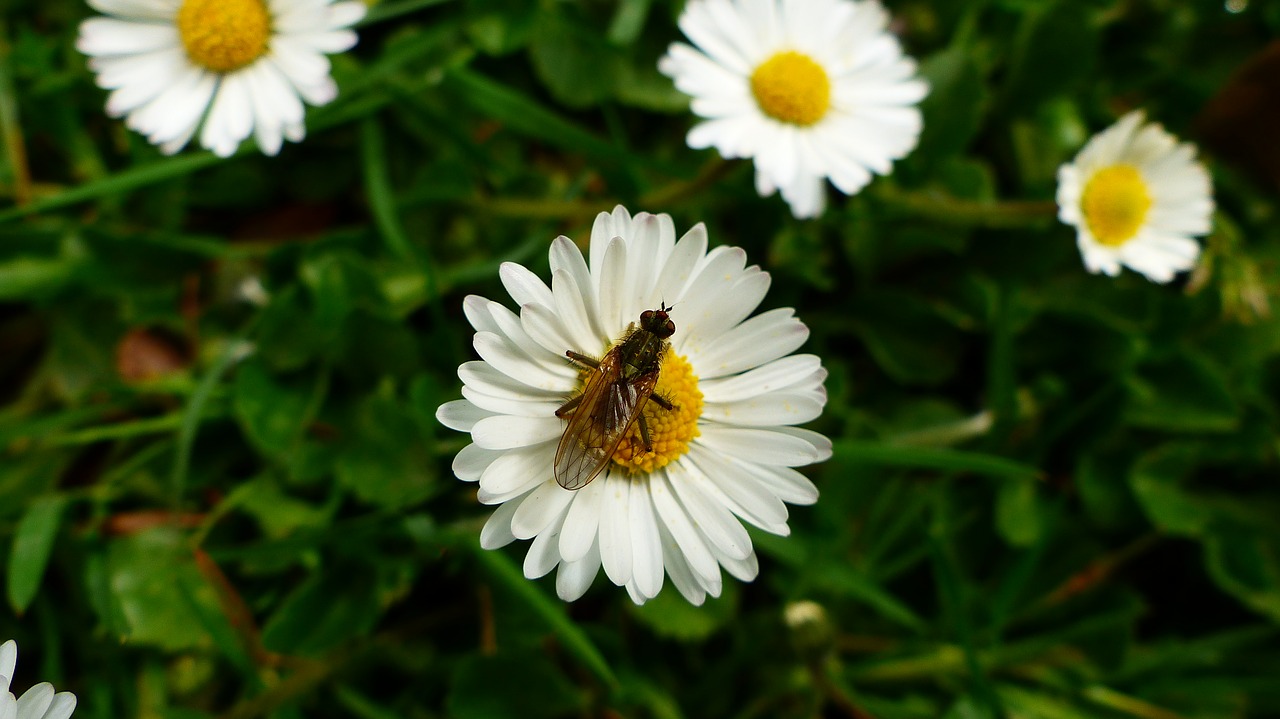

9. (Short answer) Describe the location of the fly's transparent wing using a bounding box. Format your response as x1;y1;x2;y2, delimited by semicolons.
554;353;656;490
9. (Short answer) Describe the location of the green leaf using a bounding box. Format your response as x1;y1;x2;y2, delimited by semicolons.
233;477;333;539
1129;446;1211;537
1125;350;1239;433
1075;450;1140;531
916;47;988;161
1000;0;1097;115
528;10;621;109
463;541;619;691
444;67;641;195
463;0;537;55
995;481;1041;547
834;441;1042;482
233;360;325;461
629;582;738;641
261;564;381;655
1205;529;1280;623
851;290;964;385
812;565;929;632
334;393;437;508
447;652;585;719
0;256;77;300
102;528;218;650
7;494;68;614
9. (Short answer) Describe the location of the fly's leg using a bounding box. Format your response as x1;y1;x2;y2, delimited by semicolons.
565;350;599;369
648;394;674;411
555;394;582;419
559;351;599;418
637;412;654;453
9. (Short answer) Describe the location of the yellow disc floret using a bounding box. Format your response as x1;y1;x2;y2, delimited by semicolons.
1080;164;1153;247
750;51;832;126
611;352;702;475
177;0;271;73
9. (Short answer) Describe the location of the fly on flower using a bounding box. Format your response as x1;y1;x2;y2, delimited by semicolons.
554;305;677;490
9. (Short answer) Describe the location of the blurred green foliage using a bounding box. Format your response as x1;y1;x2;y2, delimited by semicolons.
0;0;1279;717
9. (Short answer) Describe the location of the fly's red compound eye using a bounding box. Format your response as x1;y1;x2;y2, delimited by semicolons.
640;310;655;323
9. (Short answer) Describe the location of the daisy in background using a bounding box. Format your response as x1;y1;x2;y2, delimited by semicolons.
0;640;77;719
1057;111;1214;283
77;0;366;158
437;206;830;605
659;0;927;219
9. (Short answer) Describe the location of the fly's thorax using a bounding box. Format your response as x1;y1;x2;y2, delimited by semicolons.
616;326;670;381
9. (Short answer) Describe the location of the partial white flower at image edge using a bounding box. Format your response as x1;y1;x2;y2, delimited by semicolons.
0;640;77;719
437;206;831;606
659;0;928;219
77;0;366;157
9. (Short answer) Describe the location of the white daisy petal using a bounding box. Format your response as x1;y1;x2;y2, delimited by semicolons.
558;478;607;563
0;642;75;719
598;475;635;586
0;642;15;694
471;415;562;451
696;424;824;465
700;354;824;402
687;444;790;529
648;471;721;584
524;509;567;579
1056;112;1213;282
555;541;601;601
77;0;362;155
88;0;177;21
452;442;500;482
15;684;53;719
440;209;829;604
477;442;556;501
667;461;753;560
629;478;666;599
42;694;77;719
459;361;562;402
500;262;555;311
656;516;714;605
472;332;576;393
511;482;575;541
480;496;524;549
435;400;493;433
689;307;810;379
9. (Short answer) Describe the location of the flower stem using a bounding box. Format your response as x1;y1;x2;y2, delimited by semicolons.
872;184;1058;228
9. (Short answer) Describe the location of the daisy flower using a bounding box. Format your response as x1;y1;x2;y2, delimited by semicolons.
1056;111;1214;283
658;0;927;219
0;640;77;719
76;0;366;157
437;206;830;605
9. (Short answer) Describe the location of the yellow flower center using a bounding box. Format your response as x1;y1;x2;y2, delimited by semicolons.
1080;164;1153;247
609;352;702;475
750;51;831;126
177;0;271;73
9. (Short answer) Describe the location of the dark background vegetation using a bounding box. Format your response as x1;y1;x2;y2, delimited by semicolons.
1;0;1279;717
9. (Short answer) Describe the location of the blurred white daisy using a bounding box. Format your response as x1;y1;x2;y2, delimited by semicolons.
658;0;927;219
0;640;77;719
77;0;366;157
1056;111;1214;283
437;206;830;605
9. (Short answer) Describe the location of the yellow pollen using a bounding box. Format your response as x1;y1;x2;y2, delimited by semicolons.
608;352;702;475
1080;164;1153;247
177;0;271;73
750;51;831;126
